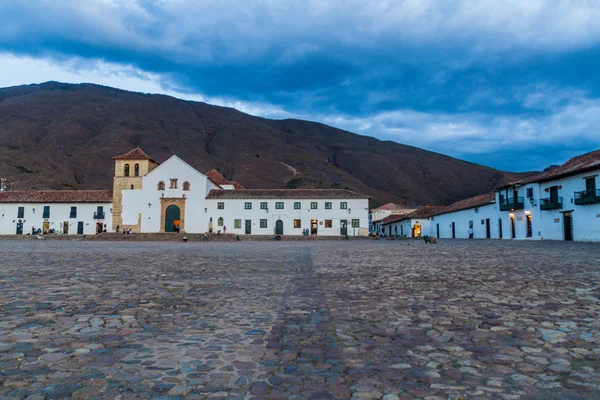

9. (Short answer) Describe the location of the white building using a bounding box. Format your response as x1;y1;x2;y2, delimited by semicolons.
380;206;443;237
0;190;112;235
0;148;370;236
428;150;600;242
369;203;416;233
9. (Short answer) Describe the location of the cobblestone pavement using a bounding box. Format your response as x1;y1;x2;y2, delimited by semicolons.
0;240;599;399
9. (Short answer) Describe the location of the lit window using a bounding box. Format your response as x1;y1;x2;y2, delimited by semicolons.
325;220;332;228
325;202;332;209
260;219;267;228
352;219;360;227
340;202;347;209
183;181;190;191
170;179;178;189
293;219;301;228
260;202;267;209
294;202;301;209
310;202;318;209
275;202;284;209
234;219;241;229
245;202;252;210
217;202;224;209
158;181;165;190
218;217;223;226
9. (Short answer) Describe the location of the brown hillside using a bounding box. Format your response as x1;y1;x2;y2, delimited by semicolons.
0;82;532;205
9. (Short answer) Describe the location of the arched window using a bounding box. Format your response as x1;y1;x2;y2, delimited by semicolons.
157;181;165;190
124;163;130;177
218;217;223;226
183;181;190;191
134;163;140;176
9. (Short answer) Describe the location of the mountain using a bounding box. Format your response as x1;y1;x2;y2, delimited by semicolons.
0;82;532;206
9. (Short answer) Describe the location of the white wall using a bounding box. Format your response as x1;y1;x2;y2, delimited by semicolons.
383;218;430;237
429;203;500;239
0;203;112;235
205;198;369;236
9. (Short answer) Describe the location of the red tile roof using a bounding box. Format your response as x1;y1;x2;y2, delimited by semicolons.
432;192;495;217
373;202;405;211
499;149;600;188
206;189;369;200
205;169;231;186
381;206;445;225
230;181;246;189
0;190;113;203
112;147;156;162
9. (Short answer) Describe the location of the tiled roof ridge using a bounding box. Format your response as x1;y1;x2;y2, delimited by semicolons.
0;189;113;203
112;147;156;162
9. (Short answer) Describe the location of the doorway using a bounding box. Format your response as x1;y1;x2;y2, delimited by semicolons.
96;222;104;234
485;218;491;239
510;215;515;238
63;222;69;234
412;223;421;237
165;205;181;232
77;221;84;234
245;220;252;235
436;223;440;238
340;220;348;236
16;221;23;235
498;219;503;239
526;215;532;238
451;222;456;239
275;220;283;235
563;212;573;241
311;219;318;235
43;221;50;234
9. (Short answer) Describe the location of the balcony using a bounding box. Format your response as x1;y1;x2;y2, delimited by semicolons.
42;212;50;219
574;189;600;205
94;212;105;220
540;197;563;210
500;196;524;211
69;213;77;219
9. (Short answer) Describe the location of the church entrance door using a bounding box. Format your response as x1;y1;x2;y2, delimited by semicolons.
275;220;283;235
165;205;181;232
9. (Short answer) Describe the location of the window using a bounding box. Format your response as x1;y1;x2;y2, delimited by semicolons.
325;202;332;209
217;202;224;210
340;202;347;209
245;202;252;210
17;207;24;218
275;202;284;209
352;219;360;227
234;219;241;229
134;163;140;177
294;202;301;209
183;181;190;191
586;177;596;193
526;187;533;198
157;181;165;190
124;164;130;177
95;206;104;219
218;217;223;227
325;219;332;228
293;219;301;228
260;202;268;210
549;185;559;202
43;206;50;219
260;219;267;228
69;206;77;218
469;221;473;229
130;185;134;190
311;202;318;209
169;179;178;189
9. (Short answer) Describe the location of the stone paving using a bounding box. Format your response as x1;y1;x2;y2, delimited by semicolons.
0;240;599;399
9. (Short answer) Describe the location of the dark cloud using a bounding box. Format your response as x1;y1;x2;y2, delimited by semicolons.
1;0;599;170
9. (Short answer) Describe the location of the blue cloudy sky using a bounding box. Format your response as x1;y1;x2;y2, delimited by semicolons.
1;0;600;171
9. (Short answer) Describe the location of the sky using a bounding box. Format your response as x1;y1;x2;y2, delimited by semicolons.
1;1;600;171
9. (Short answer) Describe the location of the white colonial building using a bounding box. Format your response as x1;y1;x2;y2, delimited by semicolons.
0;148;369;236
428;150;600;242
380;206;442;237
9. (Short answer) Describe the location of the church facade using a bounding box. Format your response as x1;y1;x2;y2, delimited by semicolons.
0;148;370;236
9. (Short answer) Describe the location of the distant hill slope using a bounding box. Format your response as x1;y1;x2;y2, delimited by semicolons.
0;82;533;206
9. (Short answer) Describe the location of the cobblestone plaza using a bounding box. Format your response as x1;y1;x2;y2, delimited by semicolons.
1;240;599;399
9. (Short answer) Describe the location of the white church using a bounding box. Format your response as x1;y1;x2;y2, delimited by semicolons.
0;148;370;236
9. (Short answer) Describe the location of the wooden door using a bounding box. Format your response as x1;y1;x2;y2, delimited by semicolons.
340;220;347;236
77;221;84;234
275;220;283;235
245;220;251;234
485;219;491;239
563;212;573;241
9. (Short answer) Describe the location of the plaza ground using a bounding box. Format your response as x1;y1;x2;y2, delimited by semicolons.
0;240;599;399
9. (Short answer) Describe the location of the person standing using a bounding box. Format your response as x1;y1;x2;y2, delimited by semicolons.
468;227;473;239
223;225;227;234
